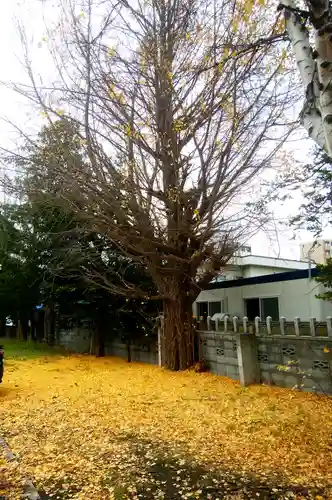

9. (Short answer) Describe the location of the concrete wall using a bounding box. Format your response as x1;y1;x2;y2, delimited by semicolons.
59;328;91;352
59;329;158;364
198;331;332;394
257;336;332;394
199;333;239;379
106;340;158;364
58;325;332;394
194;277;332;321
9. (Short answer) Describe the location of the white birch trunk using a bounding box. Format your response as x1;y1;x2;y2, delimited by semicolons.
283;0;332;156
310;0;332;156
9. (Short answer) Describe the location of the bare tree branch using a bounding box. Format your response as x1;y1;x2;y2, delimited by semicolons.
6;0;297;369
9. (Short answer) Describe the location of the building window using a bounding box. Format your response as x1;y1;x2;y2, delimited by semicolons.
197;301;224;318
244;297;279;321
245;298;260;320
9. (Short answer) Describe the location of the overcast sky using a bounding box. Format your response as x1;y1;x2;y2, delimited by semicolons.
0;0;331;262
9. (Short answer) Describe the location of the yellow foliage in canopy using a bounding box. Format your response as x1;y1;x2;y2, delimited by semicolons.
107;47;116;58
108;85;125;105
173;119;185;132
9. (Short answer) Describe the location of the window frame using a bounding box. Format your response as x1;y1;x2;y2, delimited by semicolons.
244;295;279;320
196;300;224;317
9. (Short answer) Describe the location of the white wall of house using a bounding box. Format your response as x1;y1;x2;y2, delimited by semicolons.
194;277;332;321
217;264;298;281
241;265;293;278
217;256;310;281
232;255;309;270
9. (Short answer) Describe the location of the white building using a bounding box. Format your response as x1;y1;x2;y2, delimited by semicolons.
195;256;332;321
213;254;310;282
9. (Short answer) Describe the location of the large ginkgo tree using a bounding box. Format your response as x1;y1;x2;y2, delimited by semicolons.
10;0;296;369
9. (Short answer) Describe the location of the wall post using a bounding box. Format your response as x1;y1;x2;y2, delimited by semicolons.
327;316;332;337
236;333;260;386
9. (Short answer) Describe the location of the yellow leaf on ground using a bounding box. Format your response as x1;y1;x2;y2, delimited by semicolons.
1;352;332;498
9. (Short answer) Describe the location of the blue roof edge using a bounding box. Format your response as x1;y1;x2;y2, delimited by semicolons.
205;267;320;290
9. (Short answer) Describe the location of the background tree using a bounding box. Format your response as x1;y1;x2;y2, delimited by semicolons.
286;147;332;235
19;117;159;352
0;199;158;353
312;260;332;302
1;119;159;354
11;0;296;369
0;203;42;340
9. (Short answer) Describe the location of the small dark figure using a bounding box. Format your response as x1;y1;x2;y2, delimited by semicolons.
0;345;4;384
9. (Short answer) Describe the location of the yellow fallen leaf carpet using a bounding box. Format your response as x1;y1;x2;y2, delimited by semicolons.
0;355;332;499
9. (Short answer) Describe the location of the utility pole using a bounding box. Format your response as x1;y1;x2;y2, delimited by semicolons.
307;241;318;280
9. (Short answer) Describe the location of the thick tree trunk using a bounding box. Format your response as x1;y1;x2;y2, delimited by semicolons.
0;318;6;338
54;319;61;346
30;312;37;341
17;318;23;341
44;302;55;345
35;311;44;342
95;332;105;357
163;289;197;371
20;315;29;342
126;339;132;362
89;330;95;355
94;319;105;357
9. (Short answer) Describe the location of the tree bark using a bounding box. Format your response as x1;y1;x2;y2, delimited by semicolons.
163;288;197;371
20;315;29;342
30;312;37;341
94;319;105;357
35;311;44;342
282;0;332;155
55;320;61;346
17;318;23;341
44;302;55;345
126;339;132;362
0;318;6;338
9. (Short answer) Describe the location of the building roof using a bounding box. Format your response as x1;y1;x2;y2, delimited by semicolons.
232;254;310;270
206;268;319;290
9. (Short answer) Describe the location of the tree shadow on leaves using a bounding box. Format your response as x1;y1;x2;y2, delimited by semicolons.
119;434;327;500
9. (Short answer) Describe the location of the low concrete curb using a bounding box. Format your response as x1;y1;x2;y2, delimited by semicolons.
0;435;41;500
21;481;41;500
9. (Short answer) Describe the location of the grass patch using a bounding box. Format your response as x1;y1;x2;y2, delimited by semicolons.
0;338;67;360
1;355;332;499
